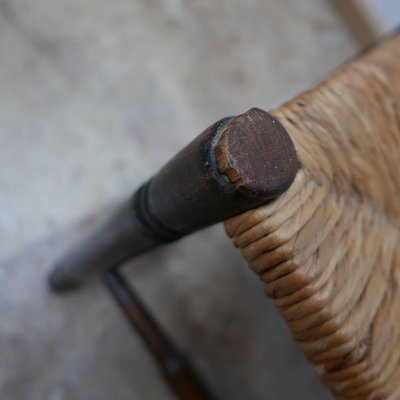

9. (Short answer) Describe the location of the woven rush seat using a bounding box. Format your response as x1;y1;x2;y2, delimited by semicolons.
224;32;400;399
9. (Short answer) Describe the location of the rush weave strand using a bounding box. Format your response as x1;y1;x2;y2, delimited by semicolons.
224;32;400;399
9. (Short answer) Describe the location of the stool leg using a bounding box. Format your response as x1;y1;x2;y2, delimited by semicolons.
105;269;218;400
48;196;164;291
48;108;298;291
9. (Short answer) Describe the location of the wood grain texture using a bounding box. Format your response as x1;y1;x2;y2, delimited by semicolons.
147;108;298;234
215;108;298;199
225;32;400;399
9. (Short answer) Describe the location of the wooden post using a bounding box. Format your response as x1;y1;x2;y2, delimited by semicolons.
49;108;298;290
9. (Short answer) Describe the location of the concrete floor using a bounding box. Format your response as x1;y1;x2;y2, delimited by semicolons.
0;1;356;399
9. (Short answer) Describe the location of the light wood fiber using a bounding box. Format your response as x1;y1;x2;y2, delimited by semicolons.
225;32;400;399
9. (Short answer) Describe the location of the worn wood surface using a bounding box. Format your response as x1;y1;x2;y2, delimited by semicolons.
49;108;298;289
216;108;298;198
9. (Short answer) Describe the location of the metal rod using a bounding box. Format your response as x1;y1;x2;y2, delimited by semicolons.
104;268;218;400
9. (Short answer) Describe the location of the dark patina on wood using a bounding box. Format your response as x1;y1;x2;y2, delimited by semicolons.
215;108;297;198
49;108;298;290
143;107;297;235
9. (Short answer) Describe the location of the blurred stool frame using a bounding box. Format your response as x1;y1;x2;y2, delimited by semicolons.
49;30;400;399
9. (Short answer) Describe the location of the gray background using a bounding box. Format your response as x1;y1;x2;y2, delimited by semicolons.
0;1;356;399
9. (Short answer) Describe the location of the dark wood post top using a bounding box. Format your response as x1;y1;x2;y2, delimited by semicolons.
215;108;298;198
145;107;298;236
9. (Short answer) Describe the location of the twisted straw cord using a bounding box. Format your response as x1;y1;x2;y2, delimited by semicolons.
224;33;400;399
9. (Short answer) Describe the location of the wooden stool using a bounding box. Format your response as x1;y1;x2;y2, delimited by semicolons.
50;30;400;399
